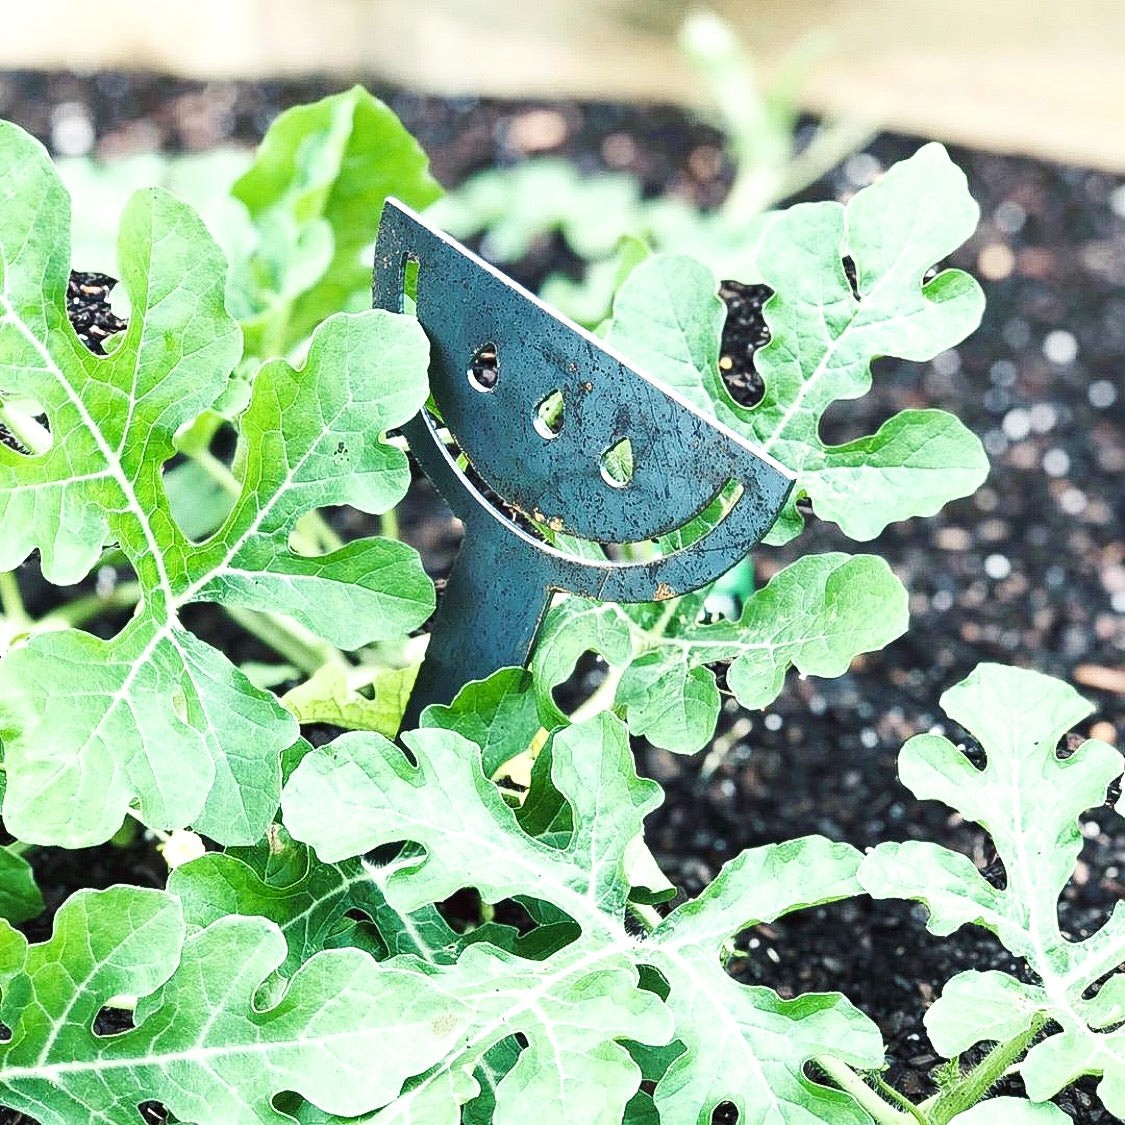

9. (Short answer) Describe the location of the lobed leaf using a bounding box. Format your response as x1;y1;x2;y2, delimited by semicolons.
646;836;882;1124
231;85;442;357
280;661;418;737
282;712;881;1122
0;846;43;924
170;825;506;975
859;663;1125;1114
0;122;434;848
0;886;481;1125
419;666;547;778
533;552;907;753
601;143;988;544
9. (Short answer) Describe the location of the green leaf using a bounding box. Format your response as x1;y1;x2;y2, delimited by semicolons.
231;86;442;357
949;1100;1070;1124
283;712;881;1122
859;663;1125;1114
420;667;548;778
0;885;482;1125
648;837;883;1123
57;148;252;276
533;553;907;753
0;845;43;924
428;158;644;262
601;144;988;544
0;122;434;848
281;661;418;737
170;825;499;974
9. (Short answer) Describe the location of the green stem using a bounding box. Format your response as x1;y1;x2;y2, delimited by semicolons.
0;570;31;630
380;505;400;542
223;604;344;677
3;839;36;858
925;1015;1048;1125
37;581;143;630
873;1075;930;1125
190;445;242;497
568;595;680;724
813;1057;918;1125
626;900;662;933
0;403;52;455
569;661;625;725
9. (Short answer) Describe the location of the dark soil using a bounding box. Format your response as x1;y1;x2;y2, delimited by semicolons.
0;72;1122;1124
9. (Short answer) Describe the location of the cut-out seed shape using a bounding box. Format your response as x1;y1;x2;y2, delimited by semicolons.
467;342;499;392
373;200;794;725
601;436;633;488
534;389;565;439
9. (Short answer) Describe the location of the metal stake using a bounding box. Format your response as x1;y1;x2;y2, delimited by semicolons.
373;200;794;728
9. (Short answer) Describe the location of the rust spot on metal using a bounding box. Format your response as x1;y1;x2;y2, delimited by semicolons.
653;582;676;601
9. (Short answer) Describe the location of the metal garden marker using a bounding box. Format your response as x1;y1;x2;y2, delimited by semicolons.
373;200;795;727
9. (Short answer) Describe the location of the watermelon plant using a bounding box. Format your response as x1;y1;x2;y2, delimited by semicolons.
1;87;1112;1124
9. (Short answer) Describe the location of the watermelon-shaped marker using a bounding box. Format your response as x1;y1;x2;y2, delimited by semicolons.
374;200;794;726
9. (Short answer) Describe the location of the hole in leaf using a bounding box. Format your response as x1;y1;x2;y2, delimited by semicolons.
841;254;860;301
600;436;633;488
0;394;51;455
138;1100;168;1124
69;270;127;355
711;1101;739;1123
1056;732;1084;760
533;388;565;439
718;279;770;409
550;649;606;718
437;889;541;937
467;342;499;392
403;253;420;316
977;851;1007;890
94;1005;135;1036
958;737;988;771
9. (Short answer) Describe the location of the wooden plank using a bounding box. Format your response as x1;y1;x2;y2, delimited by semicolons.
3;0;1124;171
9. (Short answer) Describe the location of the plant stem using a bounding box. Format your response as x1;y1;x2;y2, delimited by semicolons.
380;505;400;542
0;570;31;630
569;661;625;725
190;445;242;497
223;604;344;676
0;404;52;455
873;1075;930;1125
813;1057;918;1125
924;1015;1048;1125
37;581;143;630
626;900;663;933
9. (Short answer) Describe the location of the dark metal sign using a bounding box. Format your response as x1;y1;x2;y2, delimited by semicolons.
373;199;794;724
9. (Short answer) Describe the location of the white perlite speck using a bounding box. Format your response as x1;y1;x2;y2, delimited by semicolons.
1002;408;1031;441
1042;329;1079;365
1043;448;1070;477
984;554;1012;580
1089;380;1117;408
